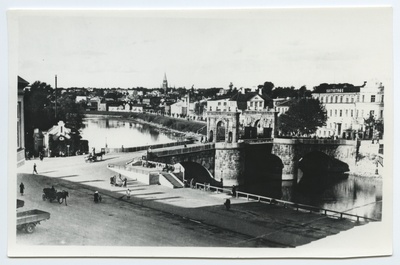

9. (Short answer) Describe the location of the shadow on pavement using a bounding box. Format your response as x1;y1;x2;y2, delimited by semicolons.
77;179;106;184
57;175;79;179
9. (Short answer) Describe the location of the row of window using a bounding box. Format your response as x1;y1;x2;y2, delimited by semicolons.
315;94;383;104
328;109;383;118
328;109;354;118
249;101;263;107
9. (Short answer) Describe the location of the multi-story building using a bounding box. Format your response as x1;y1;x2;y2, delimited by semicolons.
312;81;384;138
273;98;294;116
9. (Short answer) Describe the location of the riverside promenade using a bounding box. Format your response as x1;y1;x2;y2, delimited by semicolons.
16;150;366;248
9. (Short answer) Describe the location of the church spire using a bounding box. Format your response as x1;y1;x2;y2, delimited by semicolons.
162;73;168;93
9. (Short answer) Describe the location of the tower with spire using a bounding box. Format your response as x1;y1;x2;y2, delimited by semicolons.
162;73;168;94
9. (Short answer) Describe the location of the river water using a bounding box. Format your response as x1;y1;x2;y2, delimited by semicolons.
80;116;179;151
80;115;382;220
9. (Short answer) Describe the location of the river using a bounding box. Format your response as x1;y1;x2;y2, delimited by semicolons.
80;115;179;151
80;115;382;220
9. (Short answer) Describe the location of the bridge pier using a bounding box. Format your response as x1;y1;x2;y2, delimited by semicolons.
215;142;246;186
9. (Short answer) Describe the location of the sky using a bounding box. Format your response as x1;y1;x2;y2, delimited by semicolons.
14;8;392;90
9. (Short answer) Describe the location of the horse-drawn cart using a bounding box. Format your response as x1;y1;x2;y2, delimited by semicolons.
17;209;50;233
42;188;69;205
85;150;105;163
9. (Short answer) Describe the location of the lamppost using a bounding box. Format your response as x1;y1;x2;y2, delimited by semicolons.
66;145;70;157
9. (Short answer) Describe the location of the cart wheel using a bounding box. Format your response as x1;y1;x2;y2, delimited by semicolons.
58;198;64;204
25;224;35;234
42;194;46;201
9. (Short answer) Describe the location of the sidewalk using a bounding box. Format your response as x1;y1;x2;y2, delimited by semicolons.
17;153;360;248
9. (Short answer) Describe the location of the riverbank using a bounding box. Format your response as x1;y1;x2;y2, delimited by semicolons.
85;111;206;140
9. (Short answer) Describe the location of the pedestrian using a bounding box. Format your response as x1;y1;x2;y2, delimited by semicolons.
19;182;25;196
220;178;223;188
224;198;231;211
126;189;131;199
123;177;128;187
94;191;100;203
33;163;38;174
231;185;237;197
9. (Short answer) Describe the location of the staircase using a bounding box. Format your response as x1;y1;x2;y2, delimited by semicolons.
159;172;184;188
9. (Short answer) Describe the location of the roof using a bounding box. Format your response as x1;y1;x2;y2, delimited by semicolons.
275;99;293;107
229;91;271;102
18;76;29;90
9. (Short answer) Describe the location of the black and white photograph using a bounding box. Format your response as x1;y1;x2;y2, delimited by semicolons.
6;6;394;259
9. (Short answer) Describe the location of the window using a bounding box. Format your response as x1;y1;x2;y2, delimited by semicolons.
339;110;342;117
330;110;332;117
351;97;354;103
346;97;349;103
330;96;333;103
362;95;365;102
335;110;337;117
351;110;353;117
335;96;338;103
381;95;384;102
218;102;221;106
250;102;253;107
380;110;383;118
259;102;263;107
340;96;343;103
371;95;375;102
345;109;348;116
223;102;227;106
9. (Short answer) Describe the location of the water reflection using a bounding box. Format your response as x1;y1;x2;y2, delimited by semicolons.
241;174;382;220
80;116;178;150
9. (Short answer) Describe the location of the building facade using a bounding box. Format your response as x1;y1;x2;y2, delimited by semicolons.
17;76;29;167
312;81;384;139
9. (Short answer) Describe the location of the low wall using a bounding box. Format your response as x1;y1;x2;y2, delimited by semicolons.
107;164;160;185
150;143;215;158
105;140;193;153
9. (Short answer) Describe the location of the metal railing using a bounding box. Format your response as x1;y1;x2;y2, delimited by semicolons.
194;183;379;223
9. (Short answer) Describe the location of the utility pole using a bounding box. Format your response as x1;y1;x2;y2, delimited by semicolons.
55;74;57;118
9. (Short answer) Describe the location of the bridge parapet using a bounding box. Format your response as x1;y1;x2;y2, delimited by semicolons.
242;138;273;145
150;143;215;158
273;138;356;146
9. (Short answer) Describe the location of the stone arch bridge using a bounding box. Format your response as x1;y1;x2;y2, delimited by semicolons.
148;138;357;186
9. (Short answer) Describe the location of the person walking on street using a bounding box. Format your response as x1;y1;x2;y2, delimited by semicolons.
126;189;131;199
224;198;231;211
19;182;25;196
33;163;38;174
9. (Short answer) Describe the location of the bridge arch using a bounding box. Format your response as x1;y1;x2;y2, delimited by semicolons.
208;130;214;142
297;151;349;184
216;120;226;142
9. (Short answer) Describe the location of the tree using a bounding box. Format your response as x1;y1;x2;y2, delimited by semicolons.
364;115;384;140
24;81;85;151
278;98;327;136
261;81;274;97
